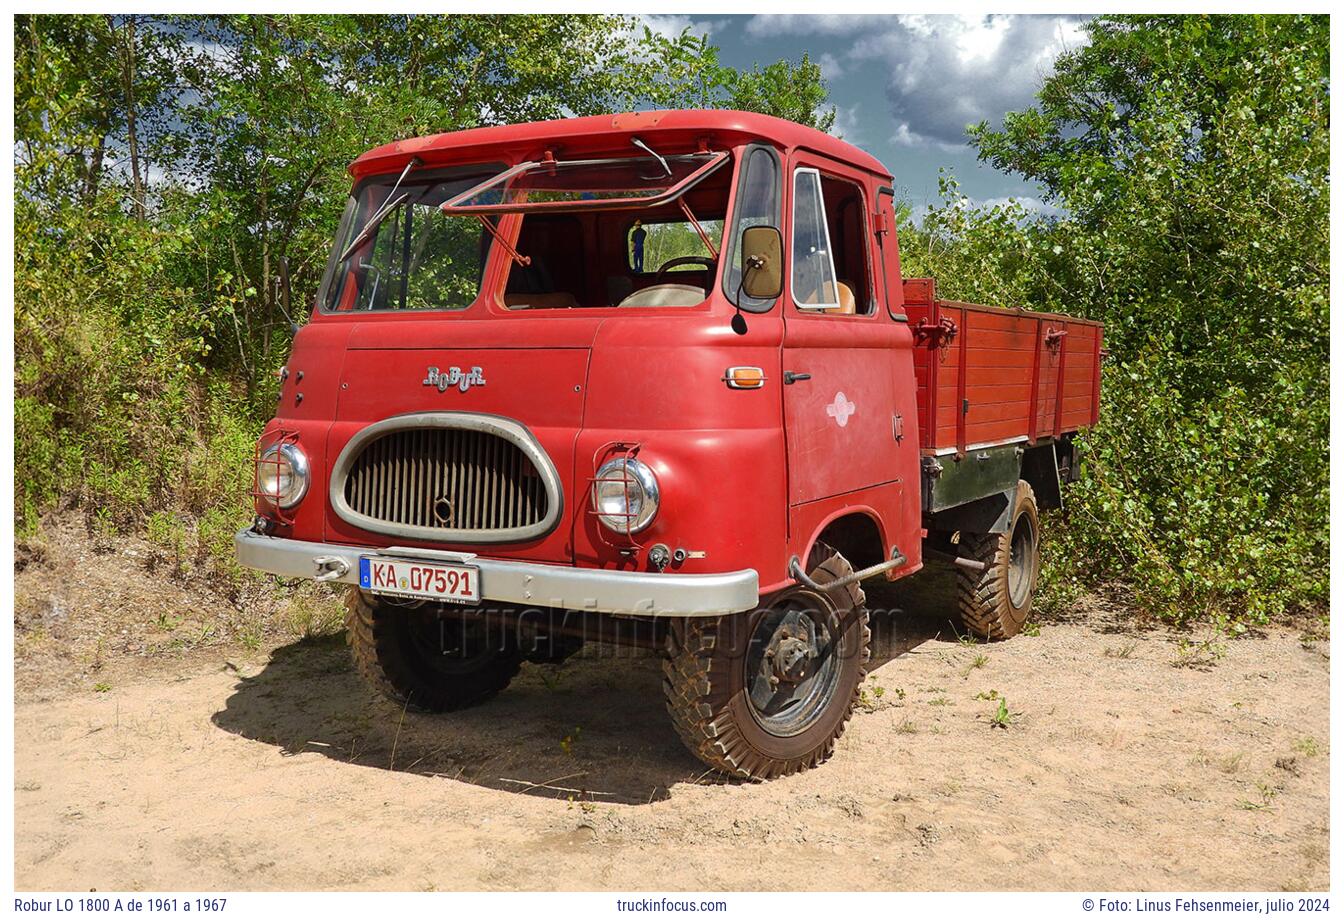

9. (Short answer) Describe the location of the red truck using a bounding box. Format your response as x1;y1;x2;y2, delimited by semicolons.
236;110;1102;780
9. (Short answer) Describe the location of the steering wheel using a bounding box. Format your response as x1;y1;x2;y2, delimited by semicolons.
656;256;716;280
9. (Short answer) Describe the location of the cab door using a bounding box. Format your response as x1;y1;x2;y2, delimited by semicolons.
781;159;903;507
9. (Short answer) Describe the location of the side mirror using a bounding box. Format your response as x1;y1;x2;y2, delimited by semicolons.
740;226;783;300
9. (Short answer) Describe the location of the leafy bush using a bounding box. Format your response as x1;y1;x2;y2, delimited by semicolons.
14;14;836;558
904;15;1328;626
15;193;260;535
14;14;1327;630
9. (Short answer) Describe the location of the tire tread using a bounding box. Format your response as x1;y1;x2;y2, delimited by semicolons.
955;480;1038;641
661;547;870;780
344;590;520;712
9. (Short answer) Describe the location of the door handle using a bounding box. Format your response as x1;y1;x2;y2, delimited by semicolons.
783;371;812;385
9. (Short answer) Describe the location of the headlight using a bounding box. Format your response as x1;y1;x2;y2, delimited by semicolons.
592;458;659;534
256;442;310;509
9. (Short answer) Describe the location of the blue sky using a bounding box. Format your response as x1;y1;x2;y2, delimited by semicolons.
642;13;1088;217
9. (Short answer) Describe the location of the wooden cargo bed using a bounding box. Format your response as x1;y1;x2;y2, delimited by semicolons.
903;278;1103;456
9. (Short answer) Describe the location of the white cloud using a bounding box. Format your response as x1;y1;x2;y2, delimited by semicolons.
857;15;1088;149
891;123;966;155
817;52;844;82
827;104;863;145
744;15;891;38
750;15;1087;152
638;14;721;43
184;38;230;64
978;195;1062;217
910;191;1065;227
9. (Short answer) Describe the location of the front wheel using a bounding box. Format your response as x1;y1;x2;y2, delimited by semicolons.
345;590;522;712
662;544;870;780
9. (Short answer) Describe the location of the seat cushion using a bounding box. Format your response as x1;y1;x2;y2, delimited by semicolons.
618;283;707;307
818;281;856;314
504;292;579;309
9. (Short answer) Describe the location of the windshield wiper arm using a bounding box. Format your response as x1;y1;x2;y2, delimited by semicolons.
339;156;421;262
632;137;671;178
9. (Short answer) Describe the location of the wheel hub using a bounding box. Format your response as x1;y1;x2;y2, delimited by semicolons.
765;626;816;686
745;592;842;737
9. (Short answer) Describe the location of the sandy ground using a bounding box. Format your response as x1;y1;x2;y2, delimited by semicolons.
13;545;1330;892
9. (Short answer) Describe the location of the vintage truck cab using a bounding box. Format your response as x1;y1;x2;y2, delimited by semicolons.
236;110;1102;779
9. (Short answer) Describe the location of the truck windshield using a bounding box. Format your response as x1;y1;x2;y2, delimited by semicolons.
319;149;740;313
321;164;503;312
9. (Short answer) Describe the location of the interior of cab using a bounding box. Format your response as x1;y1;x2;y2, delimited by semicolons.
501;164;732;310
821;175;872;315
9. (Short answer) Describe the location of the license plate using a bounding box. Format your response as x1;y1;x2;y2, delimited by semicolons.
359;556;481;604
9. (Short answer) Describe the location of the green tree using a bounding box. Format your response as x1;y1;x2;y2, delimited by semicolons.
14;13;838;541
727;53;835;132
910;15;1329;624
628;25;834;130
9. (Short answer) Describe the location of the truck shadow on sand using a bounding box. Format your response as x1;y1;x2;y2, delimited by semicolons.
210;572;963;806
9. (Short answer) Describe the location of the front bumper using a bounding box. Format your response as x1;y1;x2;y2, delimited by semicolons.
234;528;759;617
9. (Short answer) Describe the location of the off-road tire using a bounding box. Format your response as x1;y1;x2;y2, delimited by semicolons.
662;544;870;780
345;590;521;712
956;479;1040;641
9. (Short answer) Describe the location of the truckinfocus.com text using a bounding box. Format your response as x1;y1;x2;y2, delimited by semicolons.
615;898;729;912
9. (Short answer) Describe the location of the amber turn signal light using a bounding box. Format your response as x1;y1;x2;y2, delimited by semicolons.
723;366;766;389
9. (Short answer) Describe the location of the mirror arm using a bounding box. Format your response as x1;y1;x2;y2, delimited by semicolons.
730;258;766;336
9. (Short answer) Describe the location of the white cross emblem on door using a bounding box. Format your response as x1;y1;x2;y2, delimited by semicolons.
826;391;856;428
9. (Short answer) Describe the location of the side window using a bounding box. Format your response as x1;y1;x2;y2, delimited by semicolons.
791;169;839;309
791;168;874;316
722;145;781;312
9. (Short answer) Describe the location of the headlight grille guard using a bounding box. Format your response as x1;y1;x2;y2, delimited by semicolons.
251;427;302;524
588;440;649;550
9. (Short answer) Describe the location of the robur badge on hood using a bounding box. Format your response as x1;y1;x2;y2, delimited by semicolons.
423;365;486;393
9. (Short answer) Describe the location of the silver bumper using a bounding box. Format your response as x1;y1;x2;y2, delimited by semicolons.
234;528;759;617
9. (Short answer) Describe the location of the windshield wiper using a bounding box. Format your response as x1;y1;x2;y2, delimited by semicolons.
632;137;671;179
338;156;421;262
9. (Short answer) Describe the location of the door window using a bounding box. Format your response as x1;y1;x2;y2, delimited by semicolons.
791;168;839;309
791;168;874;316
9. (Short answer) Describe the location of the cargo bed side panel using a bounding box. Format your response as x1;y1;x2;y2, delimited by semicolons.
903;278;1102;455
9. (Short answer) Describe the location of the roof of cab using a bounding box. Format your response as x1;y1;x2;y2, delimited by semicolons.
348;109;891;180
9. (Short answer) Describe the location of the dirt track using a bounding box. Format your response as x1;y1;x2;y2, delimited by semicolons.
13;571;1330;892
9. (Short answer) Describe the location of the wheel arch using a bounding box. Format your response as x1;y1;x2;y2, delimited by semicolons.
803;507;888;571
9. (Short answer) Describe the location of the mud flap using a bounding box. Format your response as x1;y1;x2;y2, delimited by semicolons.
928;487;1016;534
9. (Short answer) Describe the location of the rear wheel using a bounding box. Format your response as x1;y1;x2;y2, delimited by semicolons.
662;544;870;780
345;590;522;712
956;480;1040;640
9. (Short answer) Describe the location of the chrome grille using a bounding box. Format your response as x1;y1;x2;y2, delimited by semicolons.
342;427;549;534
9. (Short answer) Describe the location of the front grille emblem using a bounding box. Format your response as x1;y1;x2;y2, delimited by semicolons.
432;496;455;526
423;365;486;393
